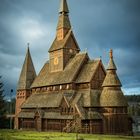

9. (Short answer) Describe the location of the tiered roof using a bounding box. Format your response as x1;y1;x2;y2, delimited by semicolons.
100;50;128;107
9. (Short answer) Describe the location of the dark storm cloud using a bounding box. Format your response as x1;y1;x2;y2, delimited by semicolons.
70;0;140;93
0;0;140;97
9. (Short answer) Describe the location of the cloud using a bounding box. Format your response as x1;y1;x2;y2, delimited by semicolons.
0;0;140;96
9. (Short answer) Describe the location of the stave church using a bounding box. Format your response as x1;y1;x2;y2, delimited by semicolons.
15;0;132;135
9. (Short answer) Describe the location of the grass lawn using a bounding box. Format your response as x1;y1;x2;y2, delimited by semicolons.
0;130;140;140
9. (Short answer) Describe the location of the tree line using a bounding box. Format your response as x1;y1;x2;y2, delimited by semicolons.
0;76;15;129
125;95;140;102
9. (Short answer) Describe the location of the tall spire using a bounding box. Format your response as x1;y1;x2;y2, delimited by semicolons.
17;44;36;90
57;0;71;40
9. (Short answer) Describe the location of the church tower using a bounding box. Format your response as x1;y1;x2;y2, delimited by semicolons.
15;45;36;129
100;50;130;134
49;0;80;72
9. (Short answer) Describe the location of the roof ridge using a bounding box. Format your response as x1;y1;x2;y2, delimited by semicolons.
88;59;100;63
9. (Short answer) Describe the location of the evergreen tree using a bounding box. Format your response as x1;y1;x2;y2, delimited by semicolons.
0;76;6;128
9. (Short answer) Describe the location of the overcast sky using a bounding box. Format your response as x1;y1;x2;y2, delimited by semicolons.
0;0;140;99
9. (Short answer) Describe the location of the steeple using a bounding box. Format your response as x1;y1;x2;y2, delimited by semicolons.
48;0;80;72
57;0;71;40
100;49;127;107
17;44;36;90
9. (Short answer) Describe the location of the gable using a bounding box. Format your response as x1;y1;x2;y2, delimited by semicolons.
90;60;106;89
64;31;80;51
48;30;80;52
76;60;100;83
91;60;106;82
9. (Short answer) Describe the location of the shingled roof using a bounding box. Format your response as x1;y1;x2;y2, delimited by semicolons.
100;87;128;107
18;112;34;118
77;89;101;107
18;111;73;120
100;50;128;107
31;52;87;88
49;30;80;52
102;71;122;87
21;93;63;108
17;47;36;90
76;60;100;83
43;112;73;119
57;14;71;30
85;90;101;107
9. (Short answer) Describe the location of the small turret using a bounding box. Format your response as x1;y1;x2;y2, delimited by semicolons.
102;49;121;87
100;49;127;107
100;50;130;134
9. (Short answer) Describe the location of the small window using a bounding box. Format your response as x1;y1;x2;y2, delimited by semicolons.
60;85;62;90
71;108;74;113
66;84;69;89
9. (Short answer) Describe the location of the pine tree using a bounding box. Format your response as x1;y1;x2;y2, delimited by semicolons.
0;76;6;128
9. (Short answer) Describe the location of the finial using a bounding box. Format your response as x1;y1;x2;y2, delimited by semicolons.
109;49;113;59
59;0;69;14
27;42;30;48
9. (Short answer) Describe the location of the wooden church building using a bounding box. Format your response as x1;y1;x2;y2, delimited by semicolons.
15;0;132;135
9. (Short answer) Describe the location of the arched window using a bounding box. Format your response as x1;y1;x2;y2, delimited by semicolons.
71;107;74;113
60;85;62;90
68;108;70;113
66;84;69;89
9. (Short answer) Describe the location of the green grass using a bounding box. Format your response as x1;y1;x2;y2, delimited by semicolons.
0;129;139;140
